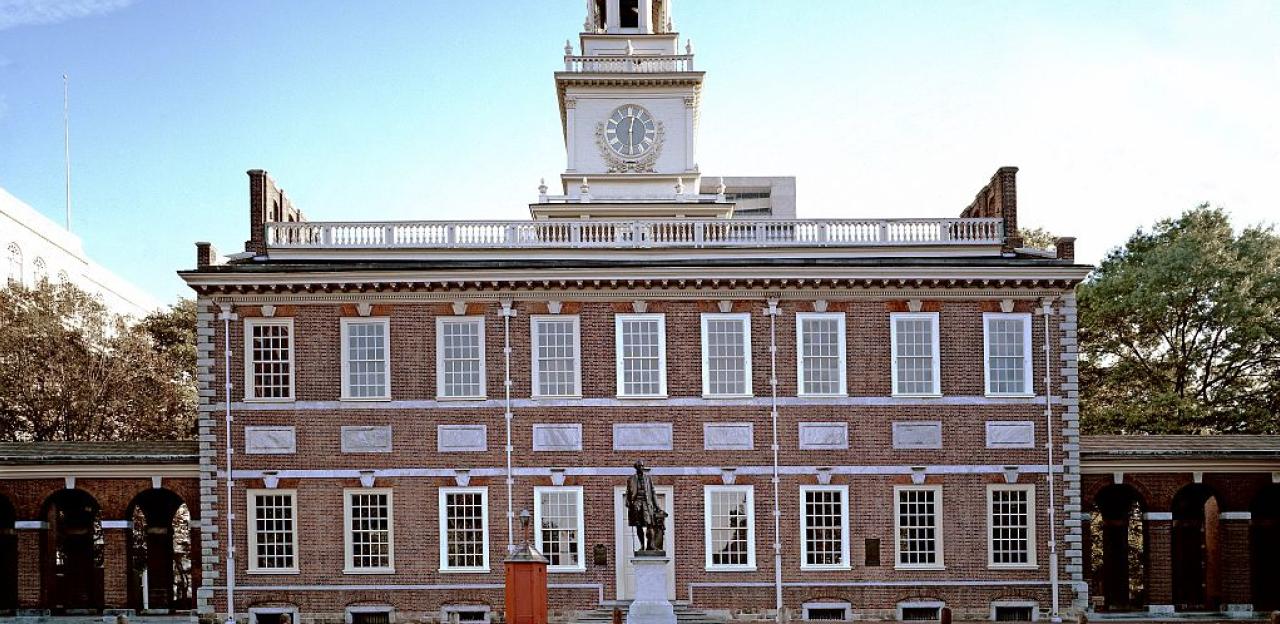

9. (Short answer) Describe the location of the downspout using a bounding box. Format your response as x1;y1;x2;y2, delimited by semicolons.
765;299;782;622
1041;297;1060;622
218;304;237;624
501;300;516;553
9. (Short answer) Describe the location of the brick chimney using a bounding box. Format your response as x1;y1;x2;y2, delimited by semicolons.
245;169;303;255
960;166;1021;251
1055;236;1076;261
195;242;218;268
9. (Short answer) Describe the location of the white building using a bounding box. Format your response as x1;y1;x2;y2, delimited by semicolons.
1;186;158;317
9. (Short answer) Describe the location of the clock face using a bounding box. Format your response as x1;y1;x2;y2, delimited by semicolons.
605;105;658;158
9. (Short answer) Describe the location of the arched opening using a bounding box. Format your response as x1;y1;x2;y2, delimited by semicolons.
1;494;17;613
41;489;104;612
127;489;193;612
1171;484;1221;611
1251;484;1280;611
1089;484;1147;610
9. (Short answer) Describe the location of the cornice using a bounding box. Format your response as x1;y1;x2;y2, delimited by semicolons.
0;463;201;479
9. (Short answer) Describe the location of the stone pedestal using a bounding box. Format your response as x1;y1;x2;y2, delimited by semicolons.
626;555;675;624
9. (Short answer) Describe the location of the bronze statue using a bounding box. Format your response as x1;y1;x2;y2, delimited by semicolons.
626;461;667;555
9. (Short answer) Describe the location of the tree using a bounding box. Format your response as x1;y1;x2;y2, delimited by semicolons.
0;280;196;441
1079;205;1280;434
1018;227;1058;250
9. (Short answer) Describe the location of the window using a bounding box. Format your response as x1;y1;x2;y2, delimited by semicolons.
803;603;851;621
704;485;755;570
440;486;489;572
534;486;584;571
801;485;849;570
988;485;1036;568
245;319;295;401
797;313;846;396
984;313;1033;396
899;603;943;622
437;317;485;399
341;318;390;400
344;488;394;573
32;257;47;283
247;489;298;573
615;313;666;397
993;604;1037;622
5;242;21;284
531;315;581;397
250;608;299;624
890;313;940;396
894;485;943;569
347;607;394;624
701;313;752;397
619;0;639;28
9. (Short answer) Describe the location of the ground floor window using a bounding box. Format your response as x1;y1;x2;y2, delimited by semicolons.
801;485;849;569
344;488;393;573
440;486;489;572
534;486;584;571
248;489;298;573
704;485;755;570
988;484;1036;568
895;485;943;569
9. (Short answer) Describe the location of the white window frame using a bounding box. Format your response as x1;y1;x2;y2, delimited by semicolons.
983;312;1035;397
987;483;1037;569
796;312;847;396
533;486;586;572
889;312;941;397
345;606;395;624
990;601;1039;622
436;316;487;400
893;484;944;570
530;314;582;398
244;318;296;402
700;313;754;397
250;607;300;624
802;602;851;622
343;487;395;574
703;484;756;571
799;485;850;571
439;486;490;573
614;313;667;398
246;488;299;574
340;317;392;401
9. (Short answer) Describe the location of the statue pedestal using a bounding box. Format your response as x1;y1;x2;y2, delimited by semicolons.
626;555;675;624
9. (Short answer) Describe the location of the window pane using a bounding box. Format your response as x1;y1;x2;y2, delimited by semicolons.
444;490;487;569
348;491;391;570
252;493;295;570
708;489;751;567
620;317;662;396
897;489;938;566
894;317;935;395
991;488;1031;565
346;321;388;398
535;319;578;396
803;489;845;566
537;489;581;568
705;317;748;395
800;317;842;395
987;317;1028;394
251;323;293;399
441;319;483;397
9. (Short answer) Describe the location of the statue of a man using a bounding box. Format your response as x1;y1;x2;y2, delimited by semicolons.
626;461;667;555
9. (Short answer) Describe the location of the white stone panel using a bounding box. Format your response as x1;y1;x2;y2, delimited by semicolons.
532;423;584;452
437;424;487;453
892;422;943;449
614;423;673;451
341;425;393;453
986;421;1036;448
703;422;753;451
798;422;848;450
244;426;296;455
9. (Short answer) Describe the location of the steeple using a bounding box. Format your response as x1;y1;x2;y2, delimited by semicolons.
585;0;673;35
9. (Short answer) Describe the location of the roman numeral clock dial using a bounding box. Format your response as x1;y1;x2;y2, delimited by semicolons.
604;105;657;158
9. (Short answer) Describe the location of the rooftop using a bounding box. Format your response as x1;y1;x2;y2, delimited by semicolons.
1081;435;1280;459
0;440;199;465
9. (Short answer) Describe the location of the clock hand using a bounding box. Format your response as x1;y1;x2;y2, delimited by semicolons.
629;117;636;149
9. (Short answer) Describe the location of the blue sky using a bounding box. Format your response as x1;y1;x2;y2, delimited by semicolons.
1;1;1277;303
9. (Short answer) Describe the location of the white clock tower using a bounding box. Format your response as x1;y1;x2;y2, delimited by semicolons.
532;0;730;218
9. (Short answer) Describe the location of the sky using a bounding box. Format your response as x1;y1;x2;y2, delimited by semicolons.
1;0;1277;304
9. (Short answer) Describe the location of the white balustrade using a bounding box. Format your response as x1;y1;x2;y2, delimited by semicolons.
265;218;1004;250
562;54;695;73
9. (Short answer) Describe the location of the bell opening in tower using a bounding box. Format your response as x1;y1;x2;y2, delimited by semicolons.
593;0;607;30
620;0;639;28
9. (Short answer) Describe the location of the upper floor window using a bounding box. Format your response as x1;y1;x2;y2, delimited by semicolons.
344;488;394;574
701;313;752;397
988;484;1036;568
532;315;581;398
437;316;485;399
6;242;21;284
801;485;850;570
244;318;294;401
704;485;755;571
797;312;846;396
247;489;298;573
984;313;1033;397
615;313;666;397
439;486;489;572
341;318;390;400
894;485;943;570
890;313;940;396
534;486;585;572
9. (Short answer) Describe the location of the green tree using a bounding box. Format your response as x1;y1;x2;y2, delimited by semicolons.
1018;227;1058;250
0;280;196;441
1079;205;1280;434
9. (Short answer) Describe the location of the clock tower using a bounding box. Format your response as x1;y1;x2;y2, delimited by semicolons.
532;0;729;218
